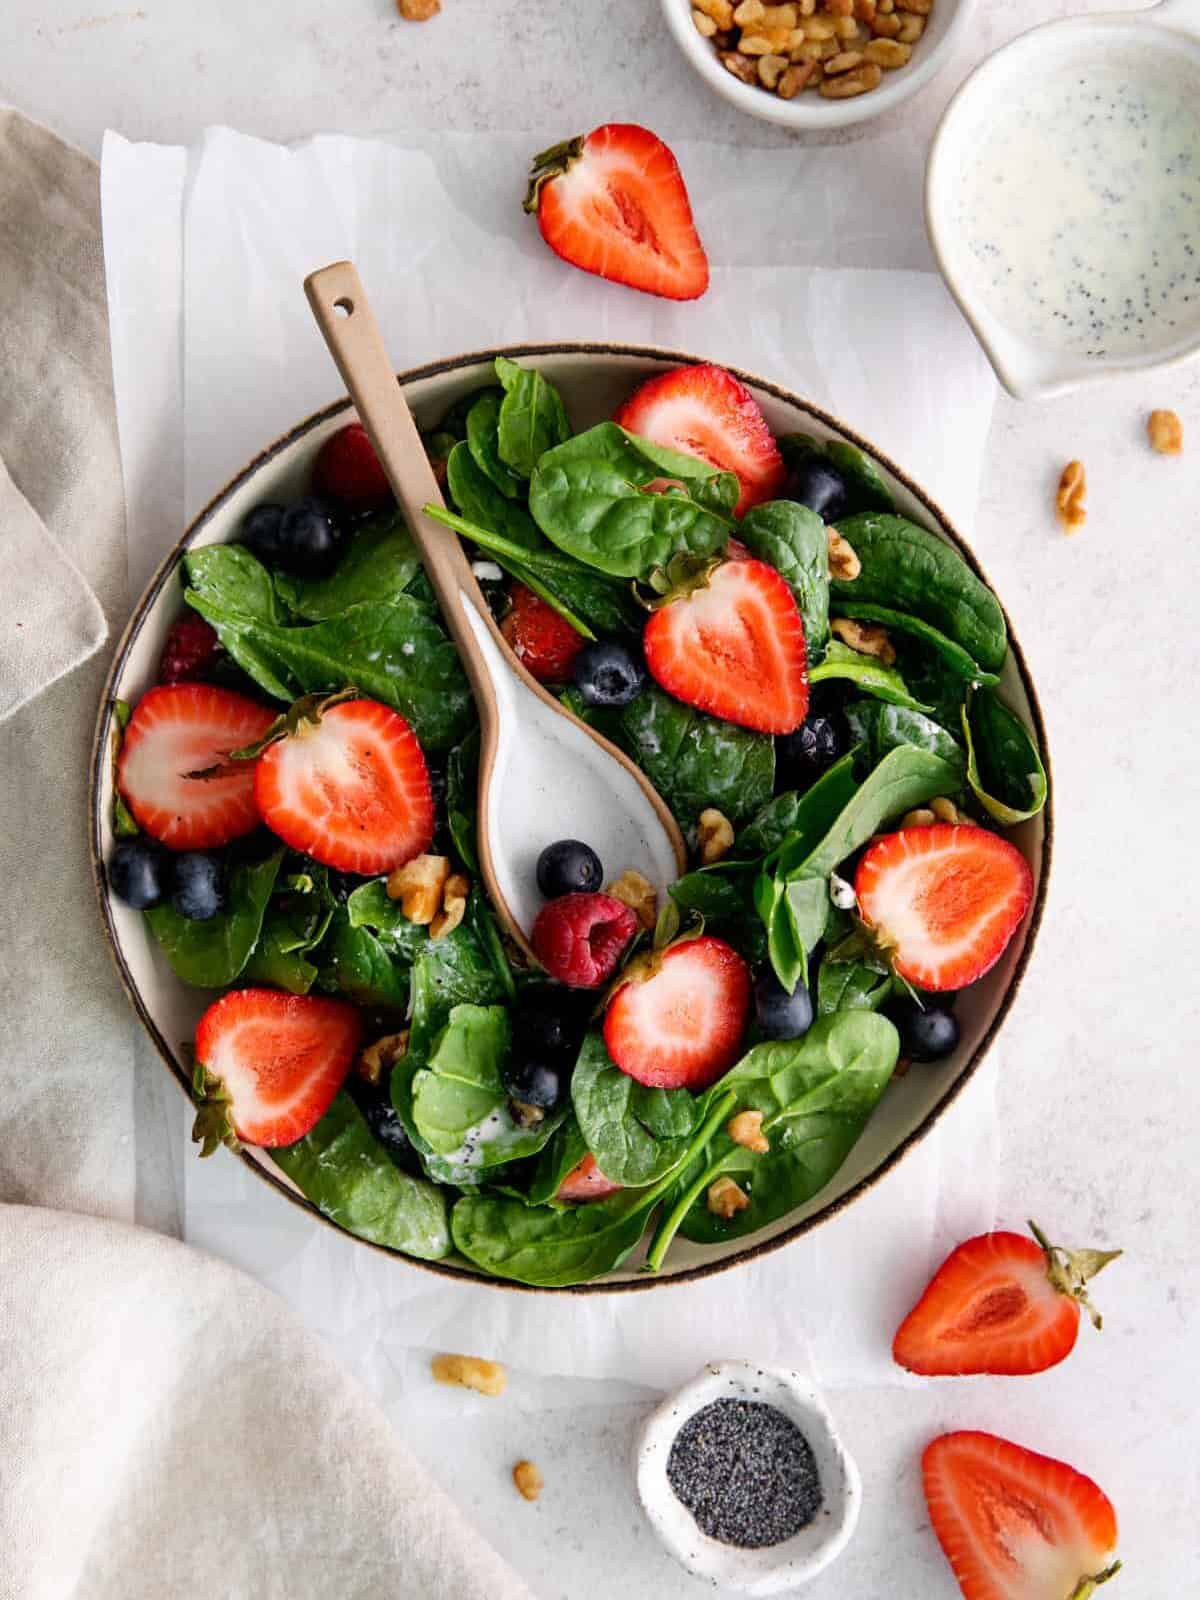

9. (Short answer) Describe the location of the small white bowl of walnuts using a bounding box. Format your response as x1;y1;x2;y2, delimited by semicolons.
661;0;974;128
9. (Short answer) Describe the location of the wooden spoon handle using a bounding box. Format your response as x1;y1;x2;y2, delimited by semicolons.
303;260;504;705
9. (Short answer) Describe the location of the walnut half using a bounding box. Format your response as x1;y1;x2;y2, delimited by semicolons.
1056;460;1087;534
707;1176;751;1219
513;1460;544;1502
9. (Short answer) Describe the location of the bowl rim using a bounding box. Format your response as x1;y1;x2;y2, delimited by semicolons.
89;338;1053;1295
658;0;978;131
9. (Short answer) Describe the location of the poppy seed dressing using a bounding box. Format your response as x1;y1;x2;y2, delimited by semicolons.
665;1398;823;1548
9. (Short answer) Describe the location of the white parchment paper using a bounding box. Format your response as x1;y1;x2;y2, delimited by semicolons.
102;126;998;1398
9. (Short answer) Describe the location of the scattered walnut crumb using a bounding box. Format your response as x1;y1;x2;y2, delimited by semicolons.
826;526;861;580
707;1176;751;1219
1147;409;1183;456
901;807;936;828
387;853;451;923
513;1460;544;1502
697;808;735;865
727;1109;770;1154
431;1354;507;1397
1056;460;1087;534
398;0;440;17
431;871;469;940
929;796;962;824
356;1029;410;1087
607;869;658;931
830;616;896;664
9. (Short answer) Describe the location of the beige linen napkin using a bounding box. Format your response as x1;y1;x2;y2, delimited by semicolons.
0;110;532;1600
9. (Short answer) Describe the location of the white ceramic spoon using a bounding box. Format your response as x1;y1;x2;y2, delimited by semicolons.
304;261;686;959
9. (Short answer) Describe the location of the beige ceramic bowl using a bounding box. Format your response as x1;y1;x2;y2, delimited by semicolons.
90;344;1051;1292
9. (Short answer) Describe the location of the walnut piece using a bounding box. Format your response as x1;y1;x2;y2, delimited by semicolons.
387;853;451;924
707;1176;751;1219
513;1460;544;1502
757;51;790;87
830;616;896;664
1056;460;1087;534
901;807;936;828
697;808;735;865
431;1354;507;1397
431;872;469;940
607;869;658;931
356;1029;410;1087
693;6;719;36
398;0;440;18
727;1109;770;1154
818;61;883;95
929;796;962;824
825;48;865;72
695;0;735;23
863;36;911;64
827;527;861;581
777;59;819;95
1147;409;1183;456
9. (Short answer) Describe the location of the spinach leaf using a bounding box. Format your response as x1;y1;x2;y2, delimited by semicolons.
962;688;1048;824
740;752;861;861
832;601;999;687
816;958;895;1017
450;1086;738;1286
832;513;1008;674
669;869;766;965
110;699;139;838
494;356;571;478
824;441;895;513
612;685;774;827
528;422;737;579
466;389;526;500
738;500;830;658
433;384;498;442
649;1012;899;1257
809;641;932;712
754;873;829;994
184;544;284;623
445;728;480;872
527;1117;590;1206
145;850;282;988
242;863;336;994
344;879;431;961
845;701;966;776
184;594;473;749
317;910;410;1009
271;1091;451;1260
274;512;420;619
571;1033;704;1187
468;893;518;1005
447;441;543;550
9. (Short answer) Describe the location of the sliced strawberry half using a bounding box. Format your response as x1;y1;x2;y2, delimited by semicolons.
192;988;363;1151
642;557;808;735
254;698;433;876
525;124;709;302
500;582;585;684
556;1152;623;1203
603;935;751;1091
613;364;784;516
923;1431;1121;1600
855;823;1033;993
116;683;275;850
893;1223;1122;1377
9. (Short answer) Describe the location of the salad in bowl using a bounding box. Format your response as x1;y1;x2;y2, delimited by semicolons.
93;348;1048;1289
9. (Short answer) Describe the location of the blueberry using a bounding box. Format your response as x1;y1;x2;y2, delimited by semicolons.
355;1087;423;1175
784;456;850;523
572;639;644;708
275;498;342;578
503;1058;564;1113
108;839;166;910
241;503;287;566
537;839;603;898
776;711;847;790
755;971;814;1040
514;988;588;1063
170;852;225;920
890;1000;959;1062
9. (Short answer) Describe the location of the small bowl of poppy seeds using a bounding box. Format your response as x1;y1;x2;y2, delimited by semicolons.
636;1360;861;1593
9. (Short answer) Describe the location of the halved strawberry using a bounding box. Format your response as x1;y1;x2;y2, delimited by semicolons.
893;1223;1122;1377
603;935;751;1091
192;988;362;1151
613;364;784;516
254;698;433;876
642;557;808;735
556;1152;623;1203
525;124;708;302
117;683;275;850
923;1431;1121;1600
500;582;585;683
855;824;1033;993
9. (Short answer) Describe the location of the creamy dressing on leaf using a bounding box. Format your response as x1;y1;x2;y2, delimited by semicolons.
955;61;1200;358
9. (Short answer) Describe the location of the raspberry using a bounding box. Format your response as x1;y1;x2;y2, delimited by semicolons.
531;893;638;989
158;615;220;685
313;423;392;510
501;584;585;684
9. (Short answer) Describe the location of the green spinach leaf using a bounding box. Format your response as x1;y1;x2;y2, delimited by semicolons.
345;879;431;962
242;863;336;994
809;641;932;712
962;687;1048;824
845;701;966;776
466;389;526;500
317;909;410;1010
528;422;737;579
274;511;420;619
272;1091;451;1260
445;728;480;871
816;958;895;1017
527;1117;591;1206
824;441;895;513
494;356;571;478
832;601;999;687
738;500;830;658
145;850;282;989
571;1033;704;1187
740;752;861;861
612;685;774;827
447;441;544;550
832;513;1008;674
184;544;284;623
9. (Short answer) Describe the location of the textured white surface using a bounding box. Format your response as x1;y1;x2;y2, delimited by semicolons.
6;1;1199;1596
